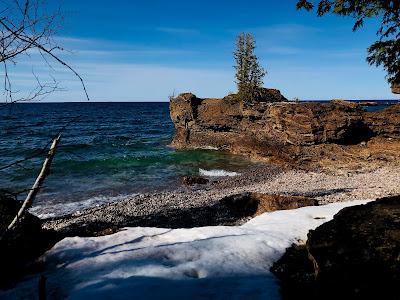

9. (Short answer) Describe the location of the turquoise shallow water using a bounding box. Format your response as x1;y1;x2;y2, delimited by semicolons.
0;102;253;215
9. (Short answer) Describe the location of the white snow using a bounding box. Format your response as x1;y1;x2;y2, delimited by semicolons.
2;200;371;300
199;168;240;177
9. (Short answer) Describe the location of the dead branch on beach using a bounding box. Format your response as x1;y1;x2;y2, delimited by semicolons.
1;134;60;239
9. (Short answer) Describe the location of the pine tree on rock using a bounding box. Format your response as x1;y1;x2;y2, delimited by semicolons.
234;33;266;105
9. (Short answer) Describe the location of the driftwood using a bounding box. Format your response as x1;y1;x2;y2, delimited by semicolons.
1;135;61;238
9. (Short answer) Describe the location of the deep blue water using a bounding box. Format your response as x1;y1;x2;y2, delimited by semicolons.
0;102;252;217
352;99;399;112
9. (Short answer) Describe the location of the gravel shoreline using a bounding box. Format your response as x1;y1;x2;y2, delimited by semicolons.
43;164;400;236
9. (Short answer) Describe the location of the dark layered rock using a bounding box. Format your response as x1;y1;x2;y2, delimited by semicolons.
170;92;400;169
272;195;400;300
252;87;288;103
221;192;318;217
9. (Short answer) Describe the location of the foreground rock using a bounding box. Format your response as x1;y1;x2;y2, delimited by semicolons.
170;92;400;170
272;195;400;300
0;196;57;287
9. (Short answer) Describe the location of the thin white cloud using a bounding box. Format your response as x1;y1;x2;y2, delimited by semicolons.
156;27;200;35
231;24;322;38
259;23;323;35
52;36;199;61
1;34;395;103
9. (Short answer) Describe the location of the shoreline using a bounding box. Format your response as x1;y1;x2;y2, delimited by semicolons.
43;163;400;237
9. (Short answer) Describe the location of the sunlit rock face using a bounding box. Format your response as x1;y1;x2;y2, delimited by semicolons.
170;92;366;148
170;92;400;169
392;83;400;94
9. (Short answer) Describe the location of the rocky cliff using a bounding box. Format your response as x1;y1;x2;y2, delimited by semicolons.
170;91;400;170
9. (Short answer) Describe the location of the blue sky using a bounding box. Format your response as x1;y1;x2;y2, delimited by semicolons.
10;0;398;101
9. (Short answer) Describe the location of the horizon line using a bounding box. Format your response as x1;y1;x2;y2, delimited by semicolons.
1;98;399;104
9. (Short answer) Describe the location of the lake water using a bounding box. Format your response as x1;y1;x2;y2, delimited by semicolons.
0;102;252;217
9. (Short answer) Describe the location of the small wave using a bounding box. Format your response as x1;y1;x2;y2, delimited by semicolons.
30;194;136;219
199;168;240;177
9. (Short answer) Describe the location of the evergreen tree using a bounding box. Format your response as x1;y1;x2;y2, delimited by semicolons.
297;0;399;85
234;33;266;105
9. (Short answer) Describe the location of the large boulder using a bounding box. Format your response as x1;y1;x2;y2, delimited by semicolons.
253;87;288;103
307;195;400;299
272;195;400;300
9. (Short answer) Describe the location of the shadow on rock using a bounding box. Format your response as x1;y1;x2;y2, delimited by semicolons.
272;195;400;300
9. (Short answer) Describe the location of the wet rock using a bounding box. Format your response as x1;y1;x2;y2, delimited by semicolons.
182;176;209;186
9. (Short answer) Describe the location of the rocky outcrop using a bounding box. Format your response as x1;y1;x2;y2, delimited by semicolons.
170;92;400;170
272;195;400;300
364;103;400;138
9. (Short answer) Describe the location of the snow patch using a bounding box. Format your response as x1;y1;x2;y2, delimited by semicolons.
3;200;372;300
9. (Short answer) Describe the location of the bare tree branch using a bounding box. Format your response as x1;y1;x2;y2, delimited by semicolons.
0;0;90;104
